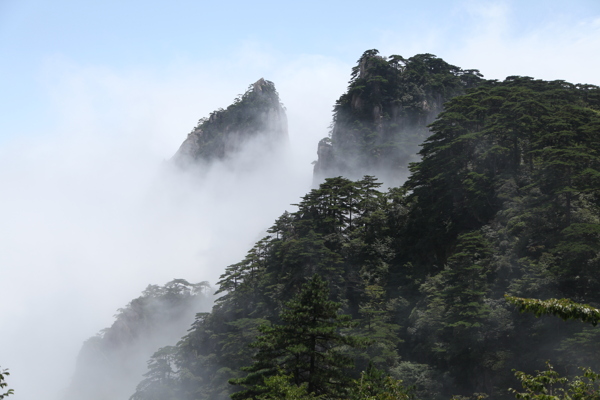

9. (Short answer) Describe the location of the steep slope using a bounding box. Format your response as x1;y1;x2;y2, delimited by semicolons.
130;75;600;400
397;77;600;396
63;280;212;400
172;78;288;167
314;49;483;185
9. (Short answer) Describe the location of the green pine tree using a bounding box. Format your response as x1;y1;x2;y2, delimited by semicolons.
230;274;364;399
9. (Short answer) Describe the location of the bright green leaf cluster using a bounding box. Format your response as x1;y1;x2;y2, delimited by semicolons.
505;296;600;326
511;362;600;400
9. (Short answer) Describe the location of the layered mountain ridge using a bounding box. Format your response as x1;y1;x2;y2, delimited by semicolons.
66;50;600;400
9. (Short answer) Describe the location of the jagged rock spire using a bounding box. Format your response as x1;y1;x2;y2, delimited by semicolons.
172;78;288;167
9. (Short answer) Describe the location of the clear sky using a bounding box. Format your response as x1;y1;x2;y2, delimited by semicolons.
1;1;600;399
1;0;600;147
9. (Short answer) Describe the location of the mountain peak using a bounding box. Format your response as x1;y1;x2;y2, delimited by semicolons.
252;77;267;92
313;50;483;186
172;79;288;167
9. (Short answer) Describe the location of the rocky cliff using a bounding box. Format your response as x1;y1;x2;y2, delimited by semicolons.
172;78;288;166
313;50;483;185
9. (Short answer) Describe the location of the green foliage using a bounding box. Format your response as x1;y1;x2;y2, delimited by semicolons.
504;297;600;399
404;77;600;269
505;296;600;326
130;346;180;400
353;284;403;370
230;274;365;399
255;373;324;400
0;368;13;399
131;55;600;400
410;231;498;394
442;232;493;329
510;362;600;400
251;368;413;400
349;365;413;400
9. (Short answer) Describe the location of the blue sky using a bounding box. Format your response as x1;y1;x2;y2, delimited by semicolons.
1;0;600;148
1;1;600;398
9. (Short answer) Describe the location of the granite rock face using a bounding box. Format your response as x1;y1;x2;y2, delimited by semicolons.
313;50;483;186
172;78;288;167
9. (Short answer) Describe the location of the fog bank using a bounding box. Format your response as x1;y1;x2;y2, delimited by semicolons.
0;58;348;399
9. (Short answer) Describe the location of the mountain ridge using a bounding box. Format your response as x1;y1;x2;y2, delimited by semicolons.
66;50;600;400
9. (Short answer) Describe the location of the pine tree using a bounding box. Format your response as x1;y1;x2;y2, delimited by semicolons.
349;364;413;400
130;346;179;400
230;275;364;399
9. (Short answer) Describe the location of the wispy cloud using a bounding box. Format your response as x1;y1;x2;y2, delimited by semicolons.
377;0;600;85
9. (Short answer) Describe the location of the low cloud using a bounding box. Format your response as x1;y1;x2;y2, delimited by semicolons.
3;13;599;396
0;53;346;399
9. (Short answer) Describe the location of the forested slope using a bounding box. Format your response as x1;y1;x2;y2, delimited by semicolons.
129;74;600;399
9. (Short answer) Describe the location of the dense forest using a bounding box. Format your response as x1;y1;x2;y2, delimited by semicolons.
60;50;600;400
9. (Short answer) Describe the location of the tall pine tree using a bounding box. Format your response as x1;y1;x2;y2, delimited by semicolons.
230;275;363;399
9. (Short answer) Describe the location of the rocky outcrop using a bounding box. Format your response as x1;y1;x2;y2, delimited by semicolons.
313;50;483;185
172;78;288;166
